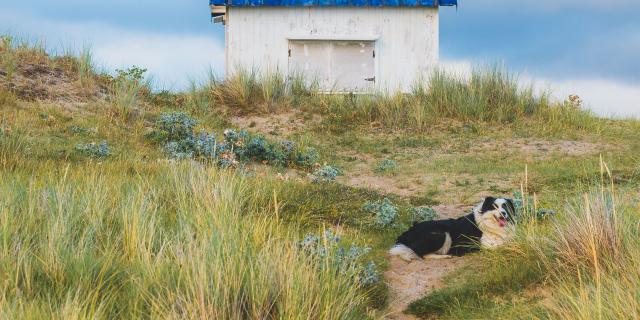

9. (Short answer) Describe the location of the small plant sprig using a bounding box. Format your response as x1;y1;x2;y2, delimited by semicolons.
566;94;583;110
114;66;148;84
110;66;149;118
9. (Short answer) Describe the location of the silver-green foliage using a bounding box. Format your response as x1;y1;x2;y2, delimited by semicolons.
310;165;342;183
363;198;399;228
375;158;398;174
412;206;438;222
299;229;379;287
75;141;111;158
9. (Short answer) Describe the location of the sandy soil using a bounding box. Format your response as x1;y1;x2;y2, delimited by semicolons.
230;111;321;138
384;255;468;320
476;139;606;159
1;57;106;104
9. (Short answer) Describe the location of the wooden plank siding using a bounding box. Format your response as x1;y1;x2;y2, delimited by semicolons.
226;6;439;92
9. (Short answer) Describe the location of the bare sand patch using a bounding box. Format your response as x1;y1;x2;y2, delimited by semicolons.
230;110;320;138
474;139;606;158
385;255;469;320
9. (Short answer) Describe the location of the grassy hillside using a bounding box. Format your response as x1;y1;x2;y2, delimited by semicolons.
2;35;639;319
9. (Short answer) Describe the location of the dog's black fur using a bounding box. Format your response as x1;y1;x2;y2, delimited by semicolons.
392;197;516;258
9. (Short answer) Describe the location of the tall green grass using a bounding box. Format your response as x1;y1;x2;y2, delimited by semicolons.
0;36;17;82
211;67;598;135
0;162;370;319
409;175;640;319
77;46;96;90
183;71;218;115
110;67;151;120
539;189;639;320
211;68;312;115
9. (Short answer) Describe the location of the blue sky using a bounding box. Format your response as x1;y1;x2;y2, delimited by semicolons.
1;0;639;116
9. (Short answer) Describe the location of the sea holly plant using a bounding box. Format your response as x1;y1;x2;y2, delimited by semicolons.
512;191;557;220
75;141;112;159
374;158;398;174
310;165;343;183
154;112;198;142
149;112;324;170
299;229;380;287
363;198;399;228
295;146;320;167
411;206;438;222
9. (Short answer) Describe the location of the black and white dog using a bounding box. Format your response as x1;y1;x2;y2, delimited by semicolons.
390;197;516;261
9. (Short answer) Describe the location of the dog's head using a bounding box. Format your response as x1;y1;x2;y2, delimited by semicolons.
475;196;516;229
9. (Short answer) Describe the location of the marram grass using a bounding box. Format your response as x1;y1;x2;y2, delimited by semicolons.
210;66;599;136
0;162;369;319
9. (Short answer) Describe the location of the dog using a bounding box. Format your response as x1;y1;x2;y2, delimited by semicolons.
389;197;516;261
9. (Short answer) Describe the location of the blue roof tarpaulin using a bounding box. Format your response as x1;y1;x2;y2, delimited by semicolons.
210;0;456;7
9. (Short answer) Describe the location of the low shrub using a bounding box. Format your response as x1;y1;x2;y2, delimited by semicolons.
411;206;438;222
374;158;398;174
295;146;320;167
75;141;111;158
150;112;320;169
299;229;380;287
154;111;198;142
67;125;91;135
363;198;399;228
310;165;342;183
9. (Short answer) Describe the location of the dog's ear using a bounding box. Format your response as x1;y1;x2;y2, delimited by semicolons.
481;197;497;212
504;199;516;216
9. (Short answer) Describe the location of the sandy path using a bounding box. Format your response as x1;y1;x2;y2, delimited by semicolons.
384;256;468;320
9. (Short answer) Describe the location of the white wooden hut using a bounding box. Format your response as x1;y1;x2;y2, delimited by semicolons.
210;0;457;92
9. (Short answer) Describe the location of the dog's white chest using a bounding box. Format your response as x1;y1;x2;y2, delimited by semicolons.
480;232;505;249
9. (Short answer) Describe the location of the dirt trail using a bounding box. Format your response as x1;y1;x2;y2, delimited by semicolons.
383;205;472;320
384;256;468;320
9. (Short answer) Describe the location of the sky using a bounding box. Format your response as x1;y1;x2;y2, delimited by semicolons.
1;1;639;117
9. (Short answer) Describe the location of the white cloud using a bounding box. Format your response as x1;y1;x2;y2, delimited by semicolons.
0;9;225;90
441;60;640;119
549;79;640;119
463;0;640;12
93;34;224;90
